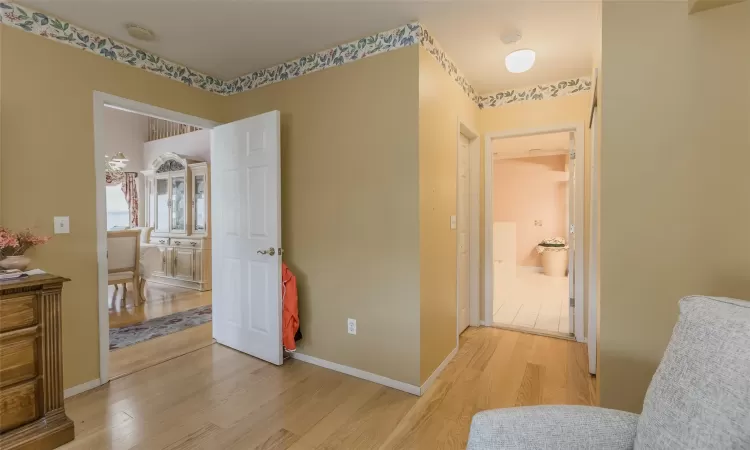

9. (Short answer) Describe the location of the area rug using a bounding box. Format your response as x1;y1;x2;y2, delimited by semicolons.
110;305;212;350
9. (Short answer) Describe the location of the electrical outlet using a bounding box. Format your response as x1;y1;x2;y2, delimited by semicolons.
534;220;543;227
347;318;357;335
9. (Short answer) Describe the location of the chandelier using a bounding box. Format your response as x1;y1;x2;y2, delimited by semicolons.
105;152;129;176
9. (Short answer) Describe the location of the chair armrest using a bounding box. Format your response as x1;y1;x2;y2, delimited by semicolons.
467;405;639;450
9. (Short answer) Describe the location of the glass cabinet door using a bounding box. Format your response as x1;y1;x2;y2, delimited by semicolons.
155;177;170;233
170;175;187;232
193;173;206;234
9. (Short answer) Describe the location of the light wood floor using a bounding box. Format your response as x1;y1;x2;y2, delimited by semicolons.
109;283;212;329
109;283;214;380
66;326;596;449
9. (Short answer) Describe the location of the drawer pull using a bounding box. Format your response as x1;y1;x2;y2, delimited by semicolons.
190;242;197;247
174;241;181;245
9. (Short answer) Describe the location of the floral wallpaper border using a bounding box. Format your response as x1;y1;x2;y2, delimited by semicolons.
0;1;420;96
418;27;478;103
477;77;592;109
224;22;421;94
0;1;227;94
0;1;590;105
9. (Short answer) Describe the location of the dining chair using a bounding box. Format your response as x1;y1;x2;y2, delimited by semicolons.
107;229;141;307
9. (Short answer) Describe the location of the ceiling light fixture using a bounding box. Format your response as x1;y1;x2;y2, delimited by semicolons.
125;24;155;42
505;49;536;74
105;152;129;177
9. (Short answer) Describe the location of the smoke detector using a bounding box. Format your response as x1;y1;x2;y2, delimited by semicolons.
500;31;522;45
125;24;155;42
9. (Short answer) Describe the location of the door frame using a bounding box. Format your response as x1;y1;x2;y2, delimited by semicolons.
93;92;219;386
456;119;481;344
587;68;600;374
483;123;586;343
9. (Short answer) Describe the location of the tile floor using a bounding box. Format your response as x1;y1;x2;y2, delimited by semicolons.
493;267;570;334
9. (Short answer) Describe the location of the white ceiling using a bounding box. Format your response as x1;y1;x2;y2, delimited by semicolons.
20;1;597;94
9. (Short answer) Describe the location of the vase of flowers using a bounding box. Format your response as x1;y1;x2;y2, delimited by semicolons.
0;228;51;271
536;237;568;277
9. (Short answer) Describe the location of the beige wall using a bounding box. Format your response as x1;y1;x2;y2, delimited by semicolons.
418;47;479;383
478;94;591;323
599;0;750;412
0;26;226;388
225;46;422;385
0;24;3;223
493;155;568;267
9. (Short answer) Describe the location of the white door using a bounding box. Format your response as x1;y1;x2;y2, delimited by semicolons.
211;111;283;365
457;135;471;334
567;132;576;335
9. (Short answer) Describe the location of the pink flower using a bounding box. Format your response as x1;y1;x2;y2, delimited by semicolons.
0;228;50;257
0;234;19;249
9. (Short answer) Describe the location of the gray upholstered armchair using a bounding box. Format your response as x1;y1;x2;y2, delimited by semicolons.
467;296;750;449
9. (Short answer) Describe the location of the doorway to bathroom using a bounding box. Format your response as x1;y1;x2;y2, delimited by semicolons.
484;124;584;341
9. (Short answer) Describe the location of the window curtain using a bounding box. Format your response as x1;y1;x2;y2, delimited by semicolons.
121;173;139;227
106;172;139;227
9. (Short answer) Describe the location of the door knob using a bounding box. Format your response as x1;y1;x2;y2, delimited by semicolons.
257;247;276;256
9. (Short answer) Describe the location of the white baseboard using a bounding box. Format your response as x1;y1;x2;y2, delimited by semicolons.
64;378;102;399
520;265;544;274
291;352;420;396
420;346;457;395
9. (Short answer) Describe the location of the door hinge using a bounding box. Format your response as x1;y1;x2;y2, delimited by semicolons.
570;151;576;160
570;224;575;234
570;297;575;308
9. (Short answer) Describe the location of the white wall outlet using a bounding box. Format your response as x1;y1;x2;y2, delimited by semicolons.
53;216;70;234
347;318;357;335
534;219;543;227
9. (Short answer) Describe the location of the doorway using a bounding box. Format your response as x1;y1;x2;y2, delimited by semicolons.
101;107;214;380
484;124;585;342
94;93;219;383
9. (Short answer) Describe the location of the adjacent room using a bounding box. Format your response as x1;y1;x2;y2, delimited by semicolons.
103;106;213;378
491;132;572;337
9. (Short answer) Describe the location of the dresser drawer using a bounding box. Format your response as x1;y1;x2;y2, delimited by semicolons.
0;379;39;433
0;296;37;333
150;237;170;246
171;238;202;249
0;333;37;388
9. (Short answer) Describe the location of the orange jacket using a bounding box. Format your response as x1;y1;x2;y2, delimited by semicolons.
282;262;299;351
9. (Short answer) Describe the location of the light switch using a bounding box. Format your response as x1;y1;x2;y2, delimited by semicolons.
450;215;457;230
53;216;70;234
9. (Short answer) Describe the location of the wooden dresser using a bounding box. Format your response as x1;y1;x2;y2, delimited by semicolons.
0;274;74;450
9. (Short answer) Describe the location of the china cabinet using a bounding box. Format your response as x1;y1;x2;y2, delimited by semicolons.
142;153;211;291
